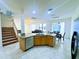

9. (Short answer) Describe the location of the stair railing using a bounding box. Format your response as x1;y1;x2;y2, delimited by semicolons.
12;19;18;37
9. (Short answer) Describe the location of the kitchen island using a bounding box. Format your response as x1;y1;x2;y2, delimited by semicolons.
18;33;56;51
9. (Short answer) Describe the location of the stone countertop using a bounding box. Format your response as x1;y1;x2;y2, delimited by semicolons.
19;33;56;39
19;33;36;38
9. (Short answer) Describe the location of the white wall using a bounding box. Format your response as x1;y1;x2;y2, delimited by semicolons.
33;20;52;32
1;14;13;27
0;13;2;46
19;16;74;40
13;17;21;30
24;17;73;36
46;23;52;32
64;19;73;39
24;19;52;33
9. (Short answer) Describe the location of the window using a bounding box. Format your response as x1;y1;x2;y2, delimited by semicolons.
39;24;46;32
31;24;36;31
52;23;61;32
42;24;46;32
52;22;64;34
31;24;46;32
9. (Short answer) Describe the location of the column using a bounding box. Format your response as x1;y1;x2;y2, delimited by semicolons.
0;12;2;46
64;19;73;39
21;16;25;35
64;18;73;59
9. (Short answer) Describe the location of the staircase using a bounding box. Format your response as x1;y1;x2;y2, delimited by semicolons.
2;27;18;46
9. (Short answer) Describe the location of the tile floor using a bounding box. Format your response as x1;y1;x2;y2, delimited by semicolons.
76;49;79;59
0;39;79;59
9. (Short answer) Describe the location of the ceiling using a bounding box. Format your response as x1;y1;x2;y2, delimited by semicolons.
0;0;79;19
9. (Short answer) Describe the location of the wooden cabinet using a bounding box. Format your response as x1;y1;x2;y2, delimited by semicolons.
41;36;47;45
19;36;34;51
34;35;55;46
19;37;26;51
34;36;42;45
34;35;47;45
19;35;56;51
46;35;55;47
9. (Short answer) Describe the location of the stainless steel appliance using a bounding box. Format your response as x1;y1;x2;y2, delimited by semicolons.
71;31;78;59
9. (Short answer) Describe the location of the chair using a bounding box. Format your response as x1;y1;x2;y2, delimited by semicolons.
62;33;65;41
56;32;62;41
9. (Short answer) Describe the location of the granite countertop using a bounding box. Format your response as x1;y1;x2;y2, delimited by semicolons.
19;33;36;38
19;33;56;39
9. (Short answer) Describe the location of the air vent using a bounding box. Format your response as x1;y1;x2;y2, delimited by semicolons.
52;16;59;18
48;8;53;11
31;17;37;19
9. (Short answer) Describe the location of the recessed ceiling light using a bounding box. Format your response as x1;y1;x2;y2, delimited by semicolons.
52;16;59;18
48;11;51;14
32;10;36;14
31;17;37;19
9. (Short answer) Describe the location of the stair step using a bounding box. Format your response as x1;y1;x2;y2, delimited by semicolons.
2;36;15;39
2;27;18;46
2;38;17;42
2;34;13;37
2;29;13;32
2;32;15;35
2;32;11;34
3;40;18;46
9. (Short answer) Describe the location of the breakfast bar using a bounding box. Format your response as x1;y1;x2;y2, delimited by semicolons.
18;33;56;51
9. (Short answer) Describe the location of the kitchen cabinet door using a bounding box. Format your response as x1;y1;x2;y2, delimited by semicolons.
41;36;47;45
19;37;26;51
46;36;55;47
34;36;42;46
